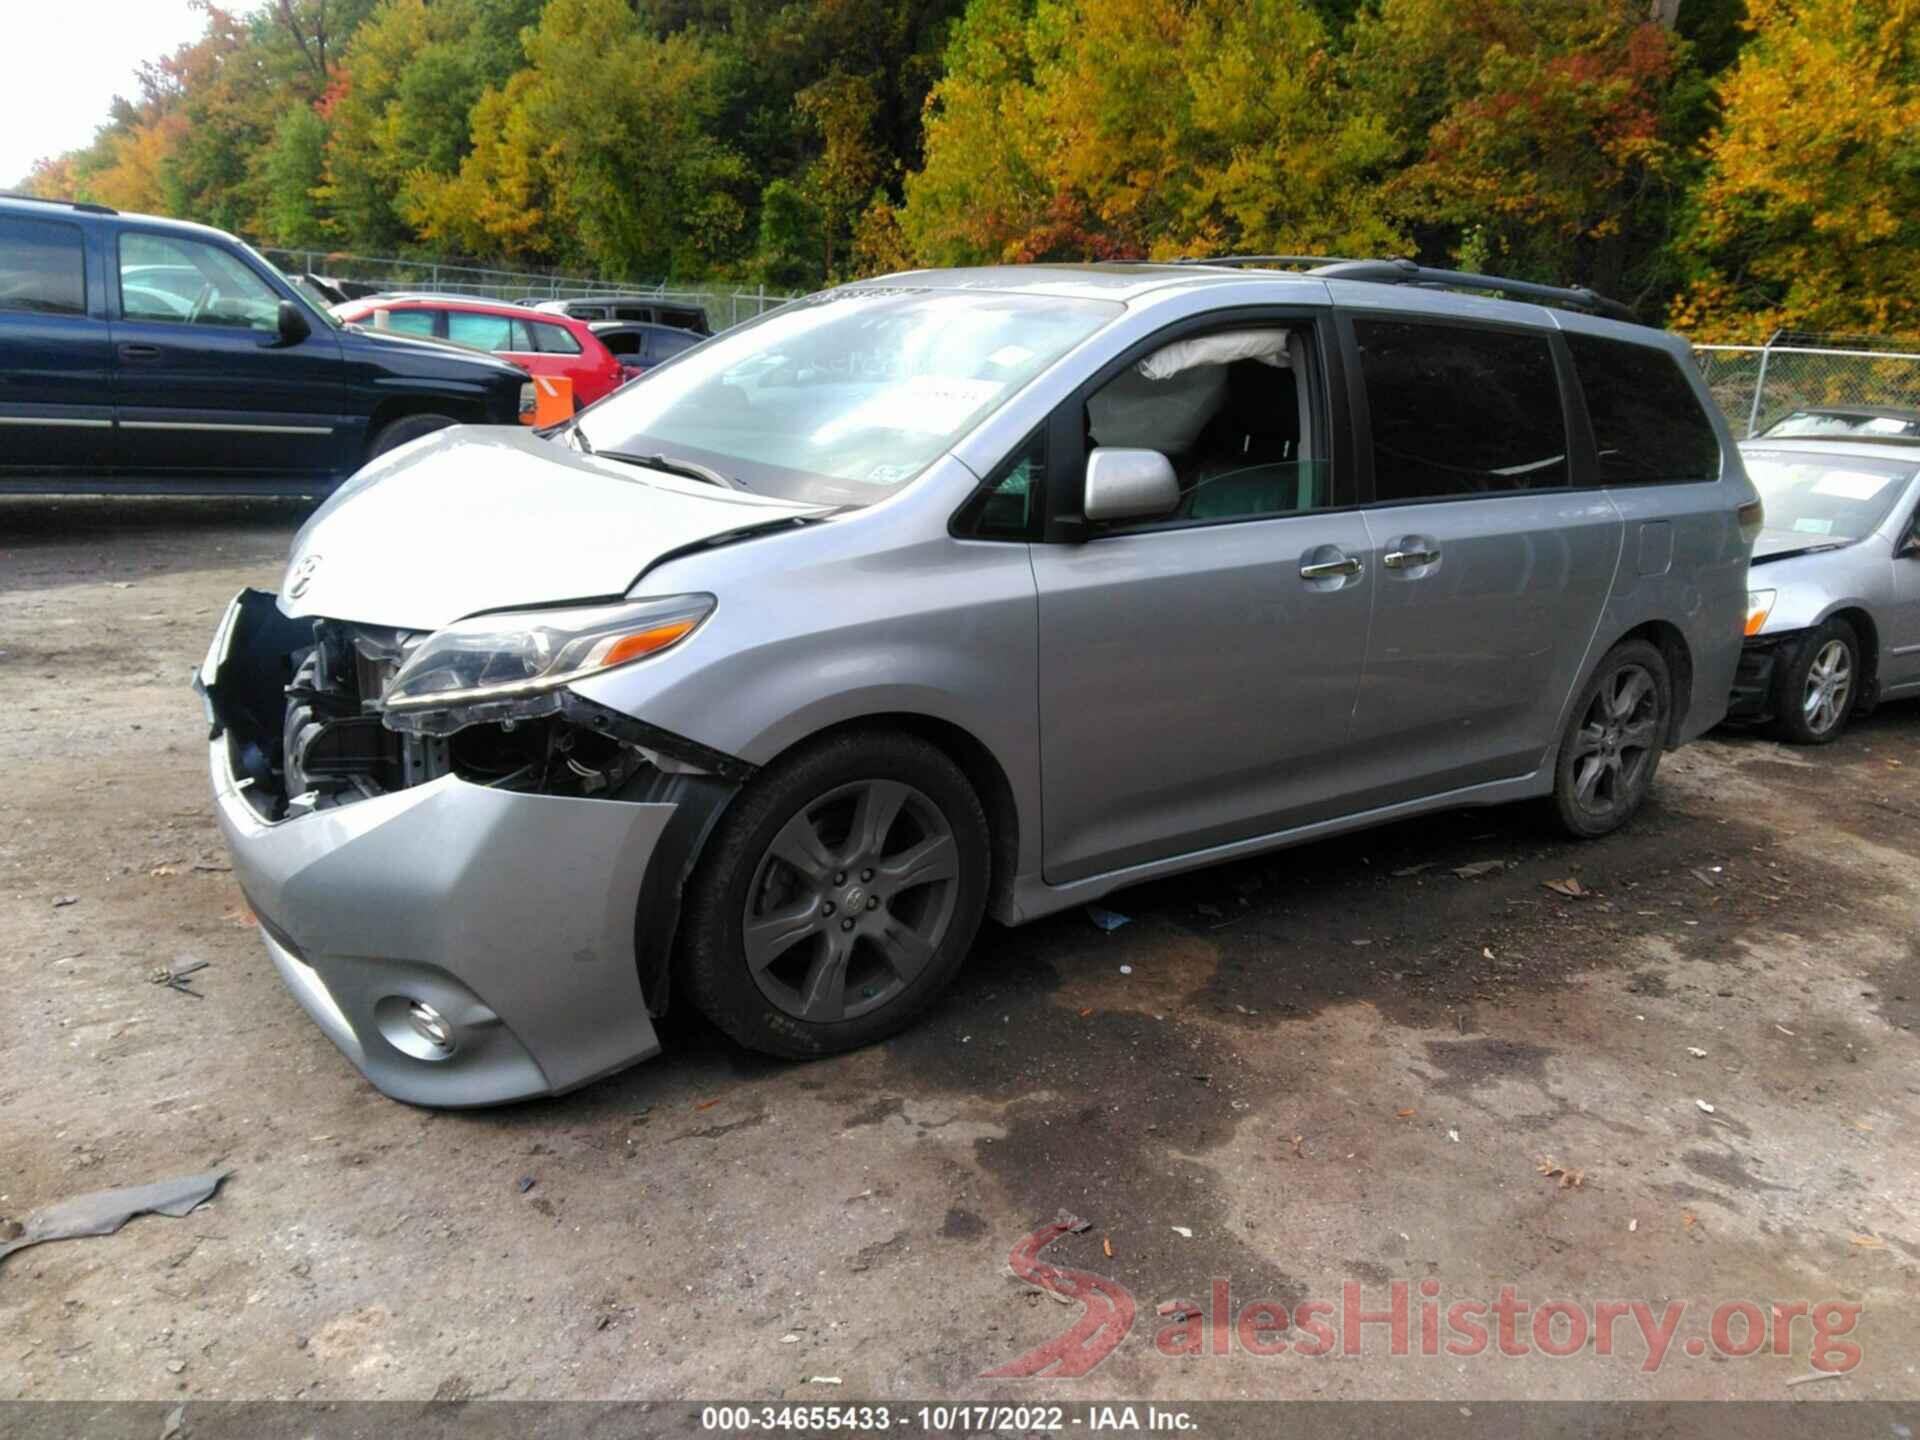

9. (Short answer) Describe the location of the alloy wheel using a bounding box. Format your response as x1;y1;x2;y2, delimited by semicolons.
1802;639;1853;736
742;779;961;1023
1567;662;1662;820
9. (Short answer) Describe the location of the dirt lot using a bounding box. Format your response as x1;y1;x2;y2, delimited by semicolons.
2;495;1916;1406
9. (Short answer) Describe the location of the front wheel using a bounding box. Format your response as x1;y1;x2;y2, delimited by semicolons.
679;730;990;1058
1550;639;1672;839
1767;618;1859;745
367;411;456;460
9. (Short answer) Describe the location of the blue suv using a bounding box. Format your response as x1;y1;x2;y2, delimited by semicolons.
0;194;526;494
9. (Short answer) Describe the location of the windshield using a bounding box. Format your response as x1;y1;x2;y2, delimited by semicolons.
1744;449;1917;546
572;287;1118;507
281;273;346;329
1763;409;1920;439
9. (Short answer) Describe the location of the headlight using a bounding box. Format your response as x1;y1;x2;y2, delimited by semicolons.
1745;588;1776;637
380;594;714;714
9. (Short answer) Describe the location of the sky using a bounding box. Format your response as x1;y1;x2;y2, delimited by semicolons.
2;0;208;188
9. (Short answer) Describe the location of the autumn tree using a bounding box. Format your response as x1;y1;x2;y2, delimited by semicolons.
1673;0;1920;339
407;0;754;276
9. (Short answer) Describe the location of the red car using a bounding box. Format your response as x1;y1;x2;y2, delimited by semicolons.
335;294;624;407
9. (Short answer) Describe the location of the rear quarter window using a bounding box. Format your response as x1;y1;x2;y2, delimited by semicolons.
0;216;86;316
531;321;583;355
1567;333;1721;484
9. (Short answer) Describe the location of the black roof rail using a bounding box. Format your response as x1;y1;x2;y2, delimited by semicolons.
1308;258;1637;324
1172;253;1637;324
0;191;118;216
1171;254;1370;269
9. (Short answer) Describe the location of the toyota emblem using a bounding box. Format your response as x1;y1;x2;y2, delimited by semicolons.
288;552;322;599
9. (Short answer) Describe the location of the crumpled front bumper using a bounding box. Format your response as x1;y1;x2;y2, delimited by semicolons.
211;736;670;1105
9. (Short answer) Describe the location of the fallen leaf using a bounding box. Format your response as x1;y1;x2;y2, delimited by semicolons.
1482;947;1496;961
150;865;180;878
1396;1108;1417;1118
1695;1100;1716;1114
1543;878;1589;898
1078;1007;1093;1018
1447;1128;1461;1143
1559;1169;1585;1189
1453;860;1504;879
1289;1134;1304;1159
1391;863;1433;877
1687;1047;1708;1059
53;895;79;908
1103;1236;1113;1258
1170;1225;1193;1239
694;1098;722;1111
1683;1213;1697;1229
1849;1233;1886;1249
1628;1218;1638;1233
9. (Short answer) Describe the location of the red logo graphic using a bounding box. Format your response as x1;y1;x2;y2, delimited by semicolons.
980;1214;1137;1378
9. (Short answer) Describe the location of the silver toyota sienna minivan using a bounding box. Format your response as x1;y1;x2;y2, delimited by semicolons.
197;259;1761;1105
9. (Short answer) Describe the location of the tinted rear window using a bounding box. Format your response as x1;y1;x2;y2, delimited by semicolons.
1355;319;1568;501
1567;333;1721;483
0;216;86;316
530;321;581;355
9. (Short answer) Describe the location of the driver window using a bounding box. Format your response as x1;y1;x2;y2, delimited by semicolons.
118;233;280;331
1084;327;1325;524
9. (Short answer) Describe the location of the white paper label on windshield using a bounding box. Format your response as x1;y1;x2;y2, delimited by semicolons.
987;344;1034;368
1812;469;1894;501
1792;516;1835;534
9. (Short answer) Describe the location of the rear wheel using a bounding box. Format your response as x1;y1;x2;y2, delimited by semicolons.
1550;639;1671;839
367;412;456;460
1768;618;1859;745
680;730;990;1058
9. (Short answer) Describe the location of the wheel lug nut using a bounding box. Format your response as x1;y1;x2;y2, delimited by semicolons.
840;918;854;932
861;868;874;882
834;872;846;885
822;902;835;916
867;896;880;910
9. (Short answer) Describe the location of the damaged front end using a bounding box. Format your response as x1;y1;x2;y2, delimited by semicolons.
195;588;746;1106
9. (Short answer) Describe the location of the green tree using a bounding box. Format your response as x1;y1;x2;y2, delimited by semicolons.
408;0;755;276
261;104;331;243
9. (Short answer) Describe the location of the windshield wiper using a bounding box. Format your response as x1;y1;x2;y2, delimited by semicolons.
594;447;749;492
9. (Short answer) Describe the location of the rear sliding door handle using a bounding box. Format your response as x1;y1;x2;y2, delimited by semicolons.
117;343;162;362
1300;555;1362;579
1383;547;1440;569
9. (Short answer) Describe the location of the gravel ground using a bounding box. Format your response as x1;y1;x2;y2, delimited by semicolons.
1;495;1916;1407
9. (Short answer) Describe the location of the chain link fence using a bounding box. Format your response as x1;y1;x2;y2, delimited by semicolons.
256;246;798;332
1694;335;1920;437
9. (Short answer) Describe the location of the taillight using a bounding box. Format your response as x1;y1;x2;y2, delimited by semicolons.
1737;498;1765;546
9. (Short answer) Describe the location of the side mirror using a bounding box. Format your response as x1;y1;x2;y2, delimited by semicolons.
272;299;312;347
1084;447;1180;523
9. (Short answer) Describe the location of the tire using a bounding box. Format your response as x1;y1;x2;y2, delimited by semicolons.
367;412;457;460
679;729;991;1059
1550;639;1672;839
1767;618;1860;745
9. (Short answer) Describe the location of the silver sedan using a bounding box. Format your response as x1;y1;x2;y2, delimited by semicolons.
1730;437;1920;741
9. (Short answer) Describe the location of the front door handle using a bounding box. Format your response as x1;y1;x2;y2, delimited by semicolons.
1300;555;1363;579
117;343;162;362
1383;546;1440;569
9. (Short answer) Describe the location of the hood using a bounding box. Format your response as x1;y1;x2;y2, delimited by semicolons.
281;426;826;629
1750;528;1853;565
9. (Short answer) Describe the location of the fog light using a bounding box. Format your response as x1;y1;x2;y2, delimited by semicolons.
407;1000;453;1051
376;993;461;1060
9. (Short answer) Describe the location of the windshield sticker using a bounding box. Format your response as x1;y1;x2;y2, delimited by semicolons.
1792;517;1836;535
863;463;919;485
987;344;1035;368
1812;469;1894;501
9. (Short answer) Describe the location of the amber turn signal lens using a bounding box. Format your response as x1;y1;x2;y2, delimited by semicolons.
599;620;699;667
1744;588;1775;637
